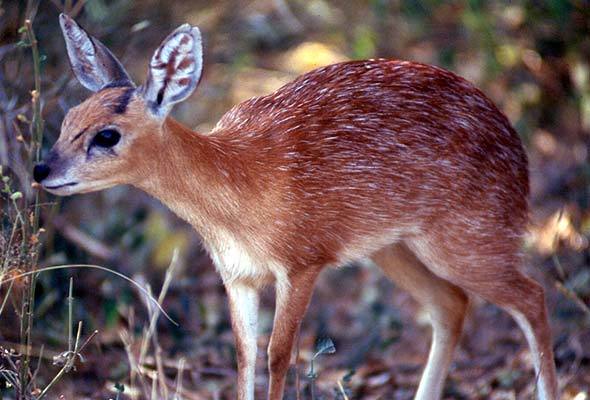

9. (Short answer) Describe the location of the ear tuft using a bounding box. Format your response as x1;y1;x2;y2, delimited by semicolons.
59;13;134;92
141;24;203;118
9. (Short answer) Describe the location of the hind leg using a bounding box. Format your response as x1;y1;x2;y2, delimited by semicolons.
372;243;469;400
507;282;557;400
405;237;558;400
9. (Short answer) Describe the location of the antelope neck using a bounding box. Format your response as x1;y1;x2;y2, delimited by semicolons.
136;117;254;234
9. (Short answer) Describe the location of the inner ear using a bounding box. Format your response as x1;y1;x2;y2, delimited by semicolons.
140;24;203;118
60;13;134;92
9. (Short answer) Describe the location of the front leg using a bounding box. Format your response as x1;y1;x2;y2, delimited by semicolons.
225;281;260;400
268;267;321;400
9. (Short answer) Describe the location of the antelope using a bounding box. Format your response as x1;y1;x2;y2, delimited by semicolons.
34;14;558;400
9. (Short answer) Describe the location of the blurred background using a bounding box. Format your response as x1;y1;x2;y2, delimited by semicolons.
1;0;589;399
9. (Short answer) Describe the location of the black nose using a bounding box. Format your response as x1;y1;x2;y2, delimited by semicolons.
33;163;51;183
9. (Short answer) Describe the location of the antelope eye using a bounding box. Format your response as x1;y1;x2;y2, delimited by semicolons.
92;129;120;148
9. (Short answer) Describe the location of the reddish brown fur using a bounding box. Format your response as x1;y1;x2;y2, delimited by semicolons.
212;60;529;270
49;59;557;400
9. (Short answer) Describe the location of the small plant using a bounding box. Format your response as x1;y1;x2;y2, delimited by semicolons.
114;382;125;400
0;276;97;399
1;7;98;398
0;8;48;398
307;337;336;399
36;278;98;400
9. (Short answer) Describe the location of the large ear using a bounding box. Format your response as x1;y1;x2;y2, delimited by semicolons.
140;24;203;118
59;13;134;92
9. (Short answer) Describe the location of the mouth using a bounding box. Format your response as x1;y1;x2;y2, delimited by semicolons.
45;182;78;190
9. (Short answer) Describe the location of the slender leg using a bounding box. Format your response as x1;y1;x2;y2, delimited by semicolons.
473;274;558;400
507;285;557;400
267;267;321;400
405;237;558;400
225;281;260;400
372;243;468;400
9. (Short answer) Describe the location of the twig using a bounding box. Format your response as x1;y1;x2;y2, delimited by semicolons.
120;329;151;398
555;281;590;318
27;344;44;392
0;341;58;360
18;14;44;395
36;321;85;400
53;215;115;260
70;0;89;19
151;376;158;400
0;280;15;317
139;250;180;399
174;357;186;400
551;247;590;318
24;19;43;163
337;380;349;400
68;277;73;352
31;277;96;400
79;330;99;353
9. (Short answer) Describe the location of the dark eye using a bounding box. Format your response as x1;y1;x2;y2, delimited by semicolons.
92;129;121;148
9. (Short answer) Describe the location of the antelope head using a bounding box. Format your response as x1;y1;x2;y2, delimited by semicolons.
34;14;203;195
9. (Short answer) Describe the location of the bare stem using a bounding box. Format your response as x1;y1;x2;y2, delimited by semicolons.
68;277;73;352
24;19;44;164
19;16;44;394
37;321;86;400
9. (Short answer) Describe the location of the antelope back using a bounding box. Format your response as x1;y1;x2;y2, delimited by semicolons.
207;60;529;268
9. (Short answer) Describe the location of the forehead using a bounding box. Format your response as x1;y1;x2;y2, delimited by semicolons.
61;86;136;133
